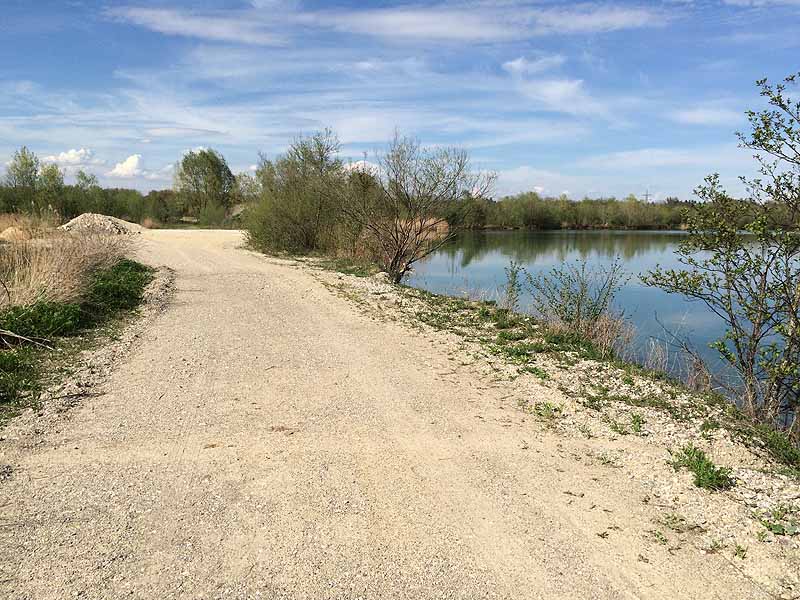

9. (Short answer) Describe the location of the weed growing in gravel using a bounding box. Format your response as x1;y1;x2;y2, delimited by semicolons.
670;444;734;491
758;504;799;536
522;365;549;380
650;530;668;545
630;413;646;434
609;419;629;436
518;399;561;425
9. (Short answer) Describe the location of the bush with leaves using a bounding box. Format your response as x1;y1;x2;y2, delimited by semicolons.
643;74;800;441
245;130;347;254
527;259;627;333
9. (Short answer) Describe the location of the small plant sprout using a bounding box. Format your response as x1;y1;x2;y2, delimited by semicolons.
670;444;734;491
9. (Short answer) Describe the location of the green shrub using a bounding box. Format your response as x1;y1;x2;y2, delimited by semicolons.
671;444;734;491
754;425;800;469
0;302;82;338
0;348;38;405
83;259;153;318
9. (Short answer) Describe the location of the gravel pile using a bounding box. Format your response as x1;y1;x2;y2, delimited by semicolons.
59;213;143;235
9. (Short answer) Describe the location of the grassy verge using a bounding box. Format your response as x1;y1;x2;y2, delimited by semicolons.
0;259;153;423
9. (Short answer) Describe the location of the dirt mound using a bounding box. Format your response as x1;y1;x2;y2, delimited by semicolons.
0;226;30;242
59;213;143;235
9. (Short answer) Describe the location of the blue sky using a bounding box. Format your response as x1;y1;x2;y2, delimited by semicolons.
1;0;798;199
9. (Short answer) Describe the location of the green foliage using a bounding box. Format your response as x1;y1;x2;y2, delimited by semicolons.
0;348;38;405
3;146;40;213
754;425;800;469
644;73;800;442
0;302;83;338
758;504;799;536
671;444;735;491
630;413;646;433
474;192;692;231
174;148;236;224
502;260;522;311
245;130;346;254
0;259;152;340
83;259;153;318
527;258;627;332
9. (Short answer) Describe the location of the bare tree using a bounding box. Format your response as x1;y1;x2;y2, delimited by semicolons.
342;134;495;283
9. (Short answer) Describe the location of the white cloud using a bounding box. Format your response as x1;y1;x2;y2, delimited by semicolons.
495;165;597;198
144;164;174;181
109;3;665;45
42;147;104;166
502;55;566;76
145;126;225;137
576;145;753;170
344;159;380;175
108;154;143;178
670;106;743;126
532;6;665;34
300;8;515;41
517;78;609;116
724;0;800;5
106;7;284;45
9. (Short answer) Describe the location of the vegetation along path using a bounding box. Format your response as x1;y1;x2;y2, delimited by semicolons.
0;229;792;598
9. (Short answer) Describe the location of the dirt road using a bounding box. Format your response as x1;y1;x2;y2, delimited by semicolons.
0;230;774;598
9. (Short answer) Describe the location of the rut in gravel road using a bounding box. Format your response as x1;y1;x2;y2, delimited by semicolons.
0;230;772;599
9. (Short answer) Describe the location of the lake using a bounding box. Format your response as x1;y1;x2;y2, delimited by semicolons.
406;230;726;375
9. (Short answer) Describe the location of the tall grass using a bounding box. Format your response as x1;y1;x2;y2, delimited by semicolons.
0;232;129;309
0;221;152;410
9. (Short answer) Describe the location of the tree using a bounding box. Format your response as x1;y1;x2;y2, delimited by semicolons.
340;134;495;283
37;163;64;214
643;73;800;440
5;146;39;190
246;130;346;253
4;146;40;212
174;149;235;223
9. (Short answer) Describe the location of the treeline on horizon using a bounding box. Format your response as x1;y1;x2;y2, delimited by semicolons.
0;144;701;231
0;144;788;232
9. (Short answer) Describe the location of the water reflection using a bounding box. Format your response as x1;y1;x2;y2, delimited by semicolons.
407;230;726;374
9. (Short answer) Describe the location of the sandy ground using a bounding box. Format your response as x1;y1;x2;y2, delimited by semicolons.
0;229;785;599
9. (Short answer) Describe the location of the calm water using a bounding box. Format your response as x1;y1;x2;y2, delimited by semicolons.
406;230;726;373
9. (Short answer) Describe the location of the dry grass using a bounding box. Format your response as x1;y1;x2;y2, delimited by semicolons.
0;233;131;308
0;213;59;241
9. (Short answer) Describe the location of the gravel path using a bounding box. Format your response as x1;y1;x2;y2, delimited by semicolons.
0;230;775;599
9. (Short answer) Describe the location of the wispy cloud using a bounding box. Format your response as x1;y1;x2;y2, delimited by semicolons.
106;7;285;45
502;55;566;76
577;145;752;170
108;3;667;45
669;105;743;126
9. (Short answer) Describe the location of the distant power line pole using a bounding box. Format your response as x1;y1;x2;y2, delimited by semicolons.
643;189;652;202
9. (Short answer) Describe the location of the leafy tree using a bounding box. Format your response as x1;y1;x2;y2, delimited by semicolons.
4;146;40;212
246;130;345;253
174;149;235;222
644;73;800;440
37;163;64;214
5;146;39;190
